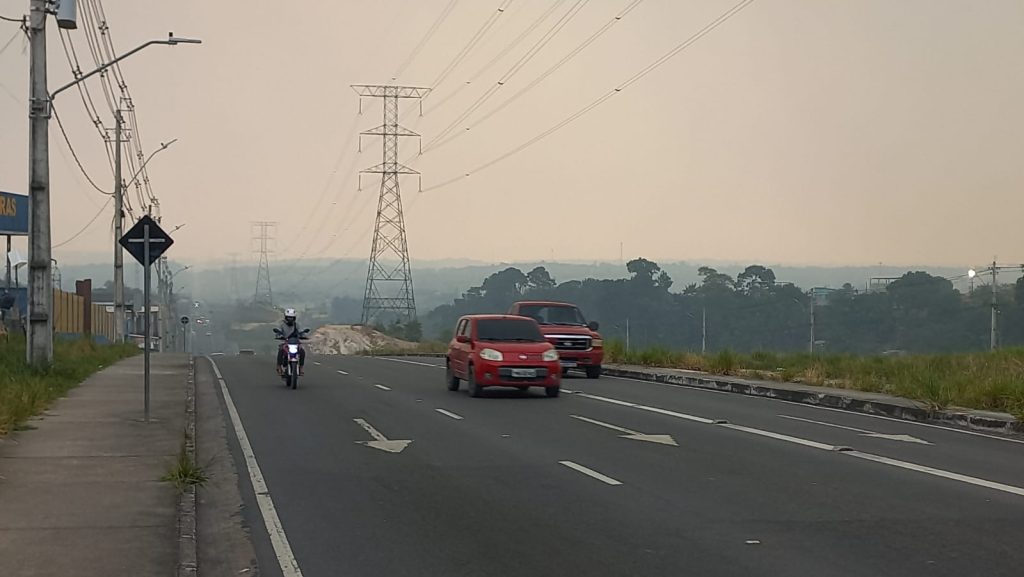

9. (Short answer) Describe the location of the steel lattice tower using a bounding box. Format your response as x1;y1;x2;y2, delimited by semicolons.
352;85;430;325
251;221;276;307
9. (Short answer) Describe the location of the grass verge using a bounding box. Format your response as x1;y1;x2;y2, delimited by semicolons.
161;437;208;491
605;341;1024;419
0;335;139;436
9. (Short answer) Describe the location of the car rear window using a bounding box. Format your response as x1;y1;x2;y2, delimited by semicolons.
476;319;544;342
517;304;586;326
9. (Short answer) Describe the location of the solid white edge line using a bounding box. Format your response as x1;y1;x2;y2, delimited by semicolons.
435;408;464;420
374;384;392;391
379;357;444;368
845;451;1024;497
209;358;303;577
605;373;1024;445
559;461;623;486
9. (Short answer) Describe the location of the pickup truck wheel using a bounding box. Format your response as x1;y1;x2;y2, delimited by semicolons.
585;366;602;379
446;363;460;391
545;386;561;398
467;367;483;398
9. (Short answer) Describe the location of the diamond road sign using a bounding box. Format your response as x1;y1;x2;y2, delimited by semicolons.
119;215;173;266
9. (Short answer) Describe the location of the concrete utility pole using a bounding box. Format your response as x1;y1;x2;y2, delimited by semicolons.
27;0;54;364
809;294;816;355
113;110;126;342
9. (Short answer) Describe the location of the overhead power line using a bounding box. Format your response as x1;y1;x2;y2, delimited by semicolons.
0;14;24;24
393;0;461;81
51;104;114;196
422;0;591;152
423;0;757;192
425;0;569;114
432;0;646;151
429;0;515;91
54;197;113;248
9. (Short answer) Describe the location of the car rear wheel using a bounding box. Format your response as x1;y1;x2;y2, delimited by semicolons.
446;363;460;391
545;386;560;398
467;366;483;398
516;386;529;392
586;366;602;379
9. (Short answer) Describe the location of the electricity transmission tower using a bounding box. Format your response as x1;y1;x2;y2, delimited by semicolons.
352;84;430;325
251;221;276;307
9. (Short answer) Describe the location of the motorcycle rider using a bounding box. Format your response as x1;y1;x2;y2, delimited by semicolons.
276;308;306;376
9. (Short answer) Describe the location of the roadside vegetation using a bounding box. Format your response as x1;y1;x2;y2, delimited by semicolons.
605;341;1024;419
0;336;138;436
162;438;208;491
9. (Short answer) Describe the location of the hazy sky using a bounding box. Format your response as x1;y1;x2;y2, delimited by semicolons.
1;0;1022;270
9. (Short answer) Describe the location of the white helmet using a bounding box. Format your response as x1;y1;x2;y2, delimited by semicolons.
284;308;296;318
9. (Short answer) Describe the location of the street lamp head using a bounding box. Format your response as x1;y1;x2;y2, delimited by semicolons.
968;269;977;279
166;33;202;45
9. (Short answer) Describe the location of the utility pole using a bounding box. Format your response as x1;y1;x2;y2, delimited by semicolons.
352;84;429;326
809;293;816;355
701;306;707;355
990;259;998;351
112;110;126;342
26;0;53;364
252;221;275;307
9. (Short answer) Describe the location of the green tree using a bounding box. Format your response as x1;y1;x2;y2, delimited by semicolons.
526;266;556;292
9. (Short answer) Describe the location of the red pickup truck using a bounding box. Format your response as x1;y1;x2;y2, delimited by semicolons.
506;301;603;379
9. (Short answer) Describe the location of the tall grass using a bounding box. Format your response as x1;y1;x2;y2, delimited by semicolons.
0;336;139;436
605;340;1024;419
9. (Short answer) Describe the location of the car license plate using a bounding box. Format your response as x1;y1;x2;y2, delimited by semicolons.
560;361;577;368
511;368;537;378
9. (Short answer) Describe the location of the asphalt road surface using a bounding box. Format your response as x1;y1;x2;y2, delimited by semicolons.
202;353;1024;577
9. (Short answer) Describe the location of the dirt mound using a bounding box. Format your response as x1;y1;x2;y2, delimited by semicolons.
307;324;417;355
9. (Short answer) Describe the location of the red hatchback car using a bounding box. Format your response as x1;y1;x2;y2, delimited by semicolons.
446;315;562;397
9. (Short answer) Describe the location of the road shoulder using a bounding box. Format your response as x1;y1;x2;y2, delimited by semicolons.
196;356;260;576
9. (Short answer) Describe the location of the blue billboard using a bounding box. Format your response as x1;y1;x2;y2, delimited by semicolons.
0;191;29;236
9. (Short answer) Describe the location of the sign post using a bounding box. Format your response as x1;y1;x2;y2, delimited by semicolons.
119;215;174;422
181;316;190;354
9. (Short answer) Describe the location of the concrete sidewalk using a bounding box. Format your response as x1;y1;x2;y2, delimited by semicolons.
0;354;188;577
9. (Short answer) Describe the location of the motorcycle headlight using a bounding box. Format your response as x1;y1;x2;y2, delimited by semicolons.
542;349;559;361
590;339;603;348
479;348;504;361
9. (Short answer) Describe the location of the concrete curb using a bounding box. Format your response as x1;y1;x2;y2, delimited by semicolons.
177;356;198;577
603;366;1023;435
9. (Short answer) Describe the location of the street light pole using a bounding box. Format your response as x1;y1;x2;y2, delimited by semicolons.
25;19;200;365
990;261;998;351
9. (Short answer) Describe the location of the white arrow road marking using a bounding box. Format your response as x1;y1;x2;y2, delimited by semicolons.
435;408;463;420
559;461;623;486
571;415;678;446
353;418;412;453
779;415;932;445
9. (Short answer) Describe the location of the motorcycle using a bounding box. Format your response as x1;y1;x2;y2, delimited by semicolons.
273;327;310;389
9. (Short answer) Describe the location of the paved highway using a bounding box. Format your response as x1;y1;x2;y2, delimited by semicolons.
202;354;1024;577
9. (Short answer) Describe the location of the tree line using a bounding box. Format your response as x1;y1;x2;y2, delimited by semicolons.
421;259;1024;354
